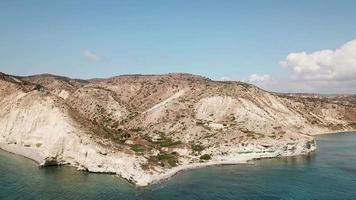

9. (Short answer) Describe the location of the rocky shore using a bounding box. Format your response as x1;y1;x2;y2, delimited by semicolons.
0;135;316;186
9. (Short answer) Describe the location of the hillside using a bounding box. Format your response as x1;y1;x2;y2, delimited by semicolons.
1;72;356;186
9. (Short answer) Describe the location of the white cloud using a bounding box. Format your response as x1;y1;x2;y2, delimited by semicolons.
269;39;356;94
247;74;271;82
240;40;356;94
220;76;232;81
83;50;100;61
280;40;356;81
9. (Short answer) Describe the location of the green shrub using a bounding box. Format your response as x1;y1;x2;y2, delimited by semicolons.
130;144;145;153
157;153;174;160
191;144;204;152
200;154;212;160
154;135;182;147
167;159;178;167
130;127;143;132
156;153;179;167
140;163;150;170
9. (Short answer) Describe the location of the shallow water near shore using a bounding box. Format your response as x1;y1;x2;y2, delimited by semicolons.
1;132;356;200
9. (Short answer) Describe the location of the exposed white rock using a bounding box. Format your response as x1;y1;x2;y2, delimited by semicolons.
0;91;317;186
0;92;148;184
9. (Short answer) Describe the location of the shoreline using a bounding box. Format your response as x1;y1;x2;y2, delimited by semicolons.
1;130;355;187
141;159;254;186
312;129;356;136
0;143;44;165
136;148;317;186
142;152;318;187
134;130;356;186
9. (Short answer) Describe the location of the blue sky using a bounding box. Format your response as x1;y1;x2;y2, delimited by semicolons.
1;0;356;93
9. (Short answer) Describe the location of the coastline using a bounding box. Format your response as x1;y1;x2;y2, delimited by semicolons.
136;143;316;186
139;159;253;186
145;130;356;186
0;143;44;165
1;130;355;187
311;129;356;136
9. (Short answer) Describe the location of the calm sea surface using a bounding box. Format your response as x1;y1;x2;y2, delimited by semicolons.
1;132;356;200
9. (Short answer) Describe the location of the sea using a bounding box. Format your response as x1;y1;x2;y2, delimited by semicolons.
1;132;356;200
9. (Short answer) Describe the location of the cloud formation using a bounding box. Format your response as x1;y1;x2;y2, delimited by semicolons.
220;76;232;81
243;40;356;94
247;74;271;82
280;40;356;81
83;50;101;61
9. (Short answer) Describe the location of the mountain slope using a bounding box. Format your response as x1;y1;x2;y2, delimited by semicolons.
1;72;355;186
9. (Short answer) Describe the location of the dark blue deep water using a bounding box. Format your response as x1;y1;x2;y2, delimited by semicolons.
1;132;356;200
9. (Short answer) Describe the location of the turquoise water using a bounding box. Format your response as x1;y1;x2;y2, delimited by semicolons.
1;132;356;200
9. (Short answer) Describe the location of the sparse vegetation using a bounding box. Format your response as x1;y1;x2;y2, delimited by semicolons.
157;153;174;160
328;123;344;131
349;123;356;129
148;152;179;167
152;133;182;147
200;154;211;160
140;163;150;170
157;136;182;147
130;127;143;132
130;144;145;153
191;144;204;152
240;128;264;139
167;159;178;167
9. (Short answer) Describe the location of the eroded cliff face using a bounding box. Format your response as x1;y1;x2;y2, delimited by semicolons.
0;72;355;186
0;77;149;184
